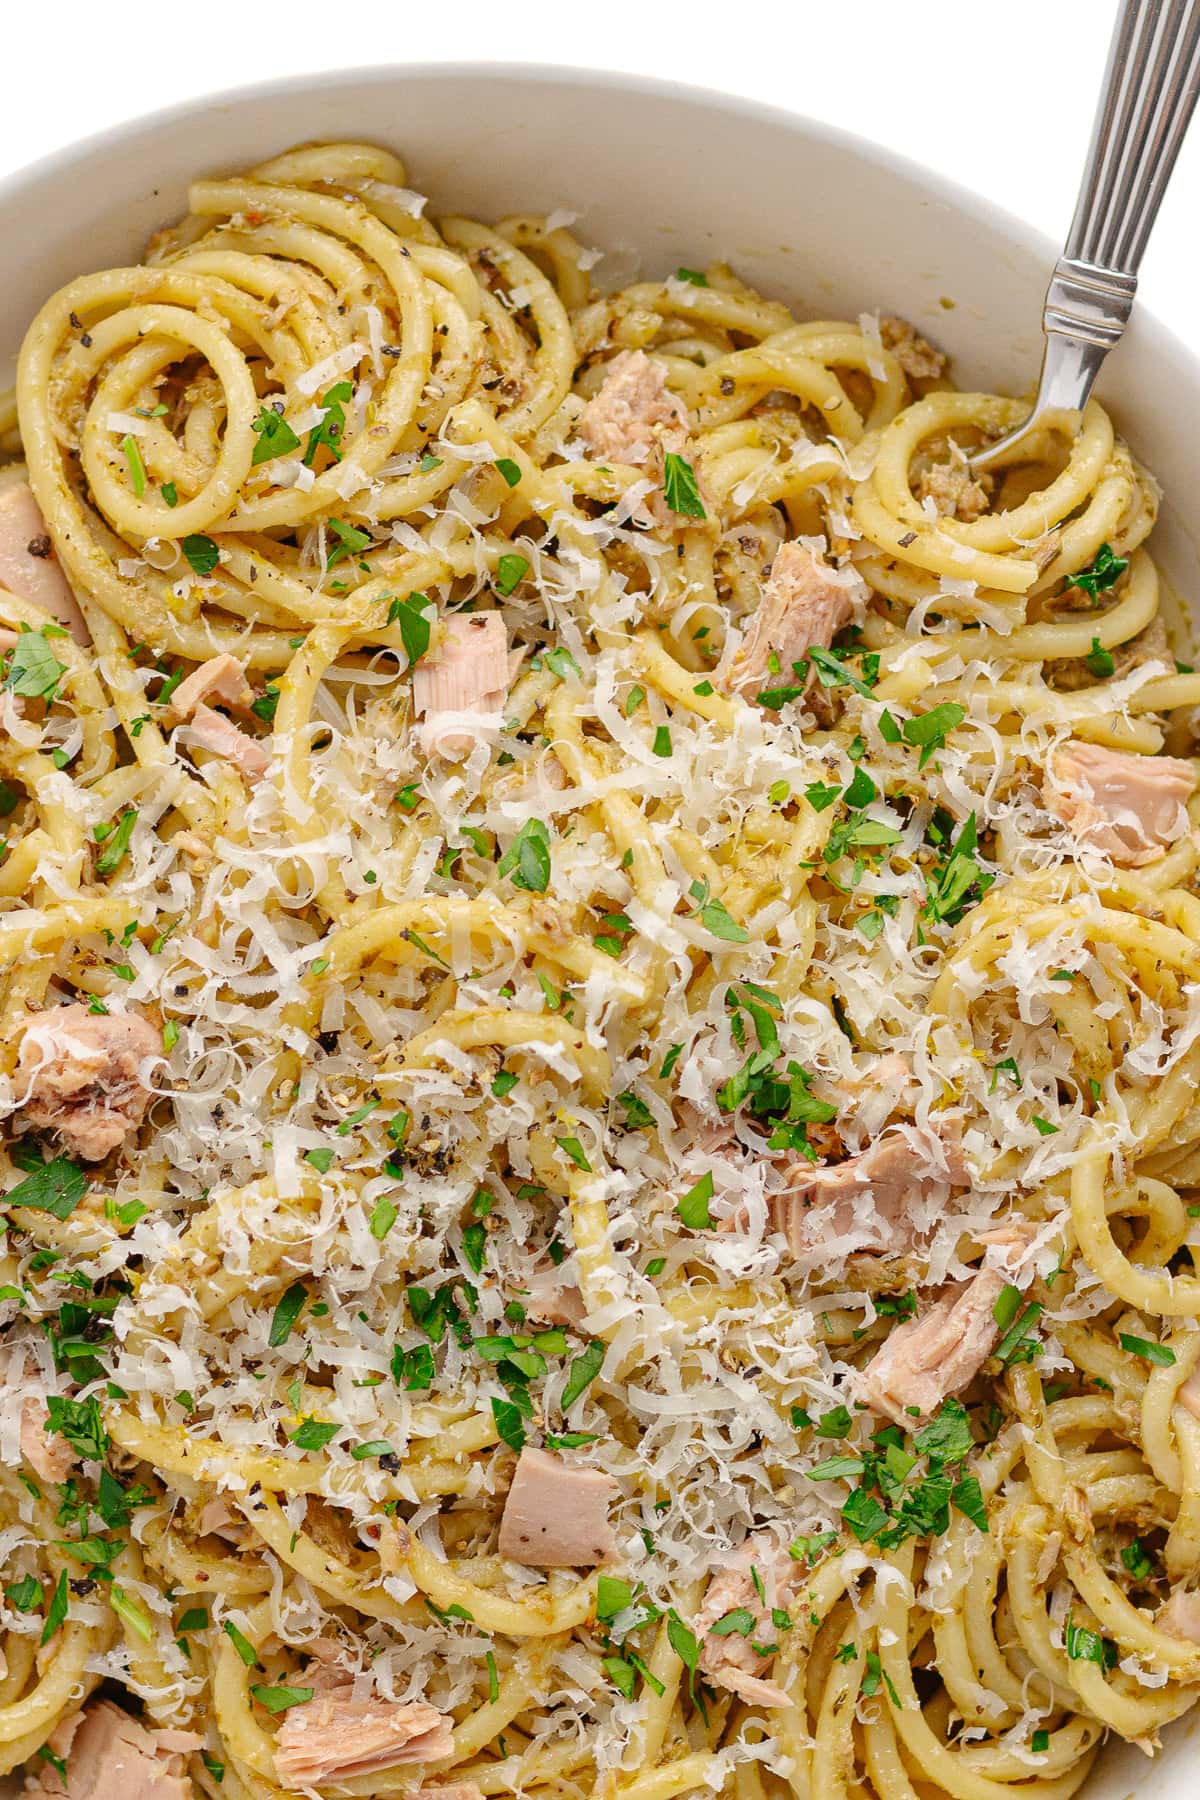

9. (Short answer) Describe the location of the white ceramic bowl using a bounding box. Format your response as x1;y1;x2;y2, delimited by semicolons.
0;63;1195;1800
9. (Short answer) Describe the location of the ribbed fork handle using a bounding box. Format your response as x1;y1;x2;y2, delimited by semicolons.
973;0;1200;470
1068;0;1200;274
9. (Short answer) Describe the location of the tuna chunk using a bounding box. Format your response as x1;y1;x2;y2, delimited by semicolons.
417;1788;484;1800
1044;742;1194;866
766;1125;968;1267
25;1701;200;1800
695;1536;797;1708
1177;1368;1200;1424
976;1219;1041;1273
916;459;992;522
168;654;255;723
497;1445;617;1567
184;703;271;783
20;1398;75;1483
858;1267;1005;1426
579;350;690;466
879;316;947;383
520;1265;587;1329
273;1688;452;1785
16;1004;159;1162
0;480;90;645
195;1496;252;1547
1158;1589;1200;1643
413;612;513;759
726;539;857;700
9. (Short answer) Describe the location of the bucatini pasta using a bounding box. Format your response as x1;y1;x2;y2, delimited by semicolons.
0;138;1197;1800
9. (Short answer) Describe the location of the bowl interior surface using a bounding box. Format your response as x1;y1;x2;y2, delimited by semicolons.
0;62;1196;1800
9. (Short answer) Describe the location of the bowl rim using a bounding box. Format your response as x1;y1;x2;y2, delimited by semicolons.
1;57;1195;388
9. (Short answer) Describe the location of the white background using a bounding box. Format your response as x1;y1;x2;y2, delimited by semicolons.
7;0;1200;344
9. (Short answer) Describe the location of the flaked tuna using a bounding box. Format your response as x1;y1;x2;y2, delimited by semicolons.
519;1266;587;1329
20;1398;74;1483
1177;1367;1200;1424
25;1701;200;1799
0;479;90;645
16;1004;158;1162
858;1267;1005;1425
273;1686;452;1786
413;612;514;759
579;350;689;466
168;654;255;723
726;540;857;700
695;1535;798;1708
766;1125;967;1266
1158;1589;1200;1644
187;703;271;783
1044;742;1194;866
879;315;947;383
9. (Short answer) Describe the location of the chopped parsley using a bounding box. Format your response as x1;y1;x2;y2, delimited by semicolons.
1121;1537;1155;1581
561;1340;606;1411
303;381;352;466
41;1571;69;1646
268;1282;308;1347
181;534;220;576
251;1685;314;1713
662;451;707;519
386;593;434;667
803;1398;988;1551
6;1154;87;1220
901;701;965;769
46;1395;108;1462
491;1396;526;1452
557;1130;590;1173
544;645;582;682
1069;543;1127;604
6;1575;43;1612
616;1091;654;1129
289;1417;339;1451
4;627;67;702
251;405;300;465
498;818;551;892
1064;1616;1116;1667
1118;1333;1176;1368
989;1057;1021;1092
676;1170;714;1229
687;878;748;943
120;435;147;498
922;810;993;927
992;1285;1042;1368
805;780;841;813
494;553;529;596
1085;636;1115;677
325;519;371;568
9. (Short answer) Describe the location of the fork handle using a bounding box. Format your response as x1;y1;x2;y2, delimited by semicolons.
1046;0;1200;359
973;0;1200;469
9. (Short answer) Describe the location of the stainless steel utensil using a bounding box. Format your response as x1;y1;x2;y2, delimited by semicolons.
972;0;1200;472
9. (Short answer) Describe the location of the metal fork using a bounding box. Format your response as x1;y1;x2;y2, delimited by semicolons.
971;0;1200;473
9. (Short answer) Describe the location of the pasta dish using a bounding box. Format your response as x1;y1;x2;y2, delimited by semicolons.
1;137;1199;1800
